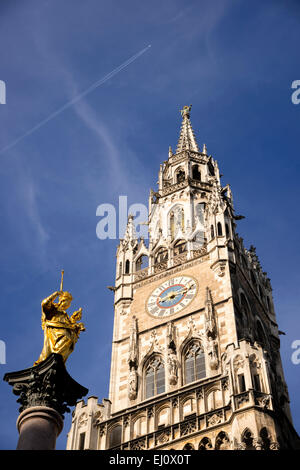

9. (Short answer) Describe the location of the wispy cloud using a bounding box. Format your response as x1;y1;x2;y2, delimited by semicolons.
2;157;50;265
18;165;49;255
0;46;151;156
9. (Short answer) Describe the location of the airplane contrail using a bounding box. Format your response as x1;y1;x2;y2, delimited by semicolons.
0;45;151;155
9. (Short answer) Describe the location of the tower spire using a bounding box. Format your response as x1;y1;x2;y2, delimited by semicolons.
176;105;199;153
123;214;137;243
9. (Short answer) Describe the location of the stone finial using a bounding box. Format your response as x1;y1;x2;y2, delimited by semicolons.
123;214;137;243
176;105;199;153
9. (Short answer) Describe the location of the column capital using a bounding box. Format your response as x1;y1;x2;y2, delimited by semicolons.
4;353;88;417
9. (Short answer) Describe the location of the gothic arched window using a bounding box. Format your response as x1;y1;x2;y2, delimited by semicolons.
241;428;255;450
215;431;230;450
183;341;206;384
125;259;130;274
136;255;148;271
256;321;267;347
211;225;215;239
145;356;165;399
260;428;271;450
250;353;263;392
217;222;223;236
108;425;122;448
176;168;185;183
196;203;205;225
208;161;215;176
155;247;168;264
170;206;184;239
170;211;175;239
251;271;257;289
183;443;194;450
173;239;187;256
199;437;213;450
225;222;230;237
192;165;201;181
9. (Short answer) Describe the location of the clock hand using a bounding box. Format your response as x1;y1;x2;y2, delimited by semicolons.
169;284;194;298
160;288;186;303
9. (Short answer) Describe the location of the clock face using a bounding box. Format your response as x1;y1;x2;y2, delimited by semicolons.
146;276;197;318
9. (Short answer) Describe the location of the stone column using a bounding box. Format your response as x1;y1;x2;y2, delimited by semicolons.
16;406;63;450
4;353;88;450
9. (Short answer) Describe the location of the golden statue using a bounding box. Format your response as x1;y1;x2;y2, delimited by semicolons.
34;271;85;365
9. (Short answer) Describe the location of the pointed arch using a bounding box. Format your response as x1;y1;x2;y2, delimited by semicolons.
154;246;168;264
156;405;170;427
260;427;271;450
182;339;206;385
192;164;201;181
215;431;230;450
241;428;255;450
108;424;122;448
249;353;263;392
256;319;267;348
199;437;213;450
169;204;185;239
143;354;165;399
191;231;205;250
170;211;175;239
182;395;196;417
217;222;223;236
232;353;246;394
125;259;130;274
135;254;149;271
183;443;194;450
225;222;230;237
132;414;147;439
175;167;186;183
251;270;257;289
195;202;205;225
173;239;187;256
206;387;223;411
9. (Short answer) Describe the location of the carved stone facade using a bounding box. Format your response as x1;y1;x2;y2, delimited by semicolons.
67;107;299;450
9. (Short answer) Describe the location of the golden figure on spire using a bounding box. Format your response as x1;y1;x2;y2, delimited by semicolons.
34;270;85;365
180;104;192;119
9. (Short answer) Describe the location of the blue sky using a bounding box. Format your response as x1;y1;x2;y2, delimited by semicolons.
0;0;300;449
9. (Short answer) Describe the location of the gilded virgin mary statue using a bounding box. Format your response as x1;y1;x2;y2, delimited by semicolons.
34;272;85;365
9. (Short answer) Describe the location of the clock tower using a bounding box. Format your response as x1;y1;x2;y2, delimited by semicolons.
67;106;299;450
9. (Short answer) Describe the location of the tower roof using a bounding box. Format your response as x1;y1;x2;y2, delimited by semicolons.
176;105;199;153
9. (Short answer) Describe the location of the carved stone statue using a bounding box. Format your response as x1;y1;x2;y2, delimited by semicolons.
205;288;217;339
167;348;178;385
167;321;176;350
128;367;138;400
207;336;219;370
34;272;85;365
128;316;138;368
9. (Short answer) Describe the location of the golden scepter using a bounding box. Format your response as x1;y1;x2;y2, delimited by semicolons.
60;269;64;292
